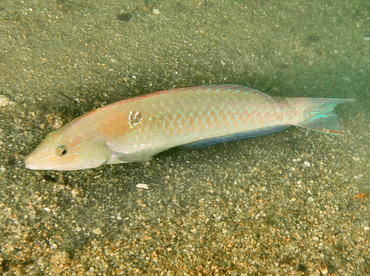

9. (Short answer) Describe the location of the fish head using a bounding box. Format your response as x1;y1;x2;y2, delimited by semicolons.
25;126;111;170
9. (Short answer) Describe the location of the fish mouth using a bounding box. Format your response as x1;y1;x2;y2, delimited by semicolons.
24;157;43;170
24;155;35;169
24;154;54;170
25;162;70;171
25;164;40;170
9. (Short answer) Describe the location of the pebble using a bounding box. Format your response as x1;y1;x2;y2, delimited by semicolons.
92;228;102;235
152;8;160;15
136;183;149;189
0;95;10;107
307;196;315;203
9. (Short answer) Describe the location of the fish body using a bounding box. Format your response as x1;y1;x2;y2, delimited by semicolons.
25;85;354;170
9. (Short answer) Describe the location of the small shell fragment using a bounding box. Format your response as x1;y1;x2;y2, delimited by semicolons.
152;8;160;15
136;183;149;189
92;227;102;235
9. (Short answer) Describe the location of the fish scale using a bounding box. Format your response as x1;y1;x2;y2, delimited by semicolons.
25;84;355;170
139;86;282;148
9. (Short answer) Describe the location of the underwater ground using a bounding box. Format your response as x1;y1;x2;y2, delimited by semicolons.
0;0;369;274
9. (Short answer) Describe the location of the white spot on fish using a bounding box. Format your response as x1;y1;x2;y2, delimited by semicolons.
129;110;143;128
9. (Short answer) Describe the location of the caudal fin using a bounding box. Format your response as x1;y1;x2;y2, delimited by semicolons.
283;98;356;135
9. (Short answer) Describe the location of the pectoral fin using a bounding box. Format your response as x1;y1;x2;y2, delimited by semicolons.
105;151;153;164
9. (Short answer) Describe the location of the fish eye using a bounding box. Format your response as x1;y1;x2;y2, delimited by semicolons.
56;145;68;157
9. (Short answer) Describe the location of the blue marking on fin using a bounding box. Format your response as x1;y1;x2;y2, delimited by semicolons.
295;98;355;134
180;125;289;149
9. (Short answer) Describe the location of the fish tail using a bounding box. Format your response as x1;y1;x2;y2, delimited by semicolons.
281;97;356;135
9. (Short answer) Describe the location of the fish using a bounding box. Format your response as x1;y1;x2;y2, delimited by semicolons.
25;84;355;170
